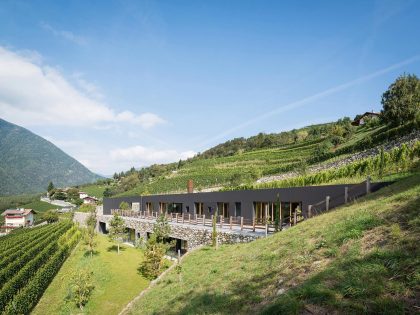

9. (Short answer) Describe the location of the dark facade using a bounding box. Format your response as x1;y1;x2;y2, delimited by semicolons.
103;182;389;220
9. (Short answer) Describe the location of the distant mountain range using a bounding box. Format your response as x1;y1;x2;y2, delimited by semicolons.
0;118;101;196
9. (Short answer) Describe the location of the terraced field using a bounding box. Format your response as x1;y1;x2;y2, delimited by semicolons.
116;127;381;196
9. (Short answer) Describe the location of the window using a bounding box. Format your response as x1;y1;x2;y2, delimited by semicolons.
146;202;153;212
235;202;241;217
194;202;204;215
186;206;190;213
217;202;229;218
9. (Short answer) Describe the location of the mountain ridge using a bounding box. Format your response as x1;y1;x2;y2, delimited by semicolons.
0;118;101;195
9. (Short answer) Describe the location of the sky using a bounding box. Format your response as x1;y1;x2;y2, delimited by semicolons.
0;0;419;175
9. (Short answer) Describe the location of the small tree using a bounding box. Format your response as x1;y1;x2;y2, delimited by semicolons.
84;209;97;257
378;146;385;178
79;203;95;213
139;215;172;279
68;269;95;311
103;187;112;197
47;181;55;193
119;201;130;211
153;214;171;242
108;213;126;254
140;234;170;279
43;210;59;223
381;74;420;126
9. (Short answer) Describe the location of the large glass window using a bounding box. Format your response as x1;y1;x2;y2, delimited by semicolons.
194;202;204;215
217;202;229;218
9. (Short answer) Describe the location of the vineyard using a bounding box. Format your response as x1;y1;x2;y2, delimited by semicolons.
0;221;80;314
114;123;417;196
224;141;420;190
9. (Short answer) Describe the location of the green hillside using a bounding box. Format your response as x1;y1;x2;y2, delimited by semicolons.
0;118;101;196
125;172;420;315
97;117;417;198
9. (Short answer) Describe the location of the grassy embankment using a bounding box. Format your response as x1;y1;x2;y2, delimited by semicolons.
33;234;149;315
126;173;420;315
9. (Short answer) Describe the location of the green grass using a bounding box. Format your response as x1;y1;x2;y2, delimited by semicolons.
126;173;420;315
80;184;107;198
19;200;62;213
33;234;149;315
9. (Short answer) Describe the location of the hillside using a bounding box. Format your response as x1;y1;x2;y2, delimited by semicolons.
95;117;418;198
0;118;101;196
125;172;420;315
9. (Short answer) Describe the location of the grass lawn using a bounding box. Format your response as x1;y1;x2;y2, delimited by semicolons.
126;173;420;315
33;234;149;315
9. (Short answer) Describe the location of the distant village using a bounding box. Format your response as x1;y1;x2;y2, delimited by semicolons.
0;185;99;235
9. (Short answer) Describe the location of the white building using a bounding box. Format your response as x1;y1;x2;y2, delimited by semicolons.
83;196;98;204
79;191;88;199
1;209;37;233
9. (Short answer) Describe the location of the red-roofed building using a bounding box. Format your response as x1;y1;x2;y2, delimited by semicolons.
83;196;98;205
1;208;37;233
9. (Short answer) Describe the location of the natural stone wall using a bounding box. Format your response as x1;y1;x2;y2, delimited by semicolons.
73;211;90;228
97;215;262;250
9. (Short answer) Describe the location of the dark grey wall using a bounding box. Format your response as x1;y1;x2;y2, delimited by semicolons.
103;182;389;219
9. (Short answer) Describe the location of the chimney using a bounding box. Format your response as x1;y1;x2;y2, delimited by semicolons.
187;179;194;193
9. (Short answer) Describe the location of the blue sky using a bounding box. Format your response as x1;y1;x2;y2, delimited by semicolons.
0;0;419;175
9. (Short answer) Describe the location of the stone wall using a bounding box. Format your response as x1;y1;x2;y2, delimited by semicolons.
97;214;262;250
73;212;90;228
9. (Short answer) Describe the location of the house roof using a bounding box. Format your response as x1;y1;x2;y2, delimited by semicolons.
83;196;98;201
1;209;37;216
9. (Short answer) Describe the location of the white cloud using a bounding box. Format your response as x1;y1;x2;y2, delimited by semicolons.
0;46;165;129
110;145;196;165
40;22;87;46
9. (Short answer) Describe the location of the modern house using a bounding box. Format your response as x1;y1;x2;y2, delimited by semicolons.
352;111;380;126
1;208;37;233
103;181;388;224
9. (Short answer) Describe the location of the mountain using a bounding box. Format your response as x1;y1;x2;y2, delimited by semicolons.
0;118;101;196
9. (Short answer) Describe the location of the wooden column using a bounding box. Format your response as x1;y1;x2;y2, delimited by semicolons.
240;217;244;230
344;186;349;203
230;216;232;230
203;214;206;226
326;196;330;211
308;205;312;218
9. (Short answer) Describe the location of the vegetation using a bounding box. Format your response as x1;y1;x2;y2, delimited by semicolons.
224;140;420;191
381;73;420;126
126;173;420;315
84;209;97;258
42;210;59;223
108;213;126;255
0;221;80;314
68;269;95;310
0;118;101;196
32;234;149;315
140;214;172;279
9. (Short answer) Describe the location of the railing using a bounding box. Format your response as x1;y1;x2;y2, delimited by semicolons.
110;209;277;233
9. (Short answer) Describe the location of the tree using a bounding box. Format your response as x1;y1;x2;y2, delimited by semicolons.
43;210;59;223
119;201;130;210
108;213;126;254
68;269;95;310
103;187;112;198
53;190;67;200
139;214;172;279
139;234;170;279
381;74;420;126
67;188;79;201
153;214;171;242
84;209;97;257
47;181;54;193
